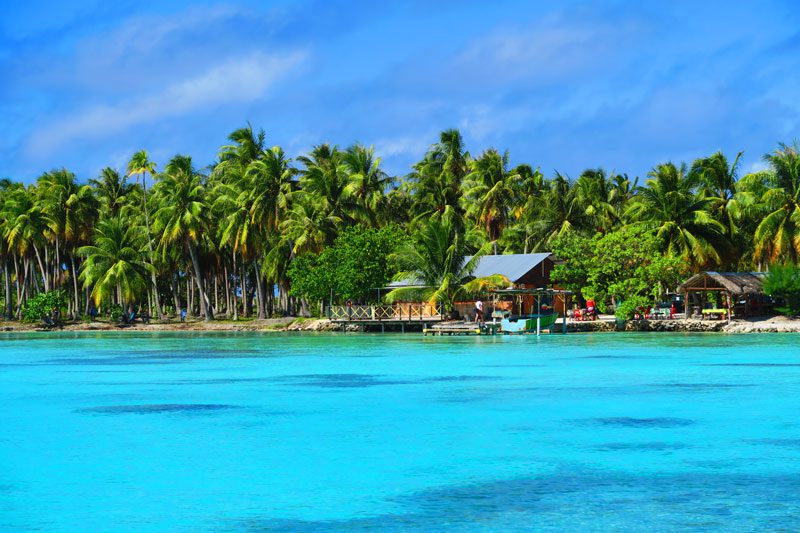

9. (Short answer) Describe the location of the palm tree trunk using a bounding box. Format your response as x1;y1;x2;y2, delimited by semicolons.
171;275;181;315
32;243;49;292
17;262;28;319
140;172;164;318
54;236;60;287
70;254;80;318
187;274;193;315
232;251;238;321
3;259;11;319
13;254;21;311
187;242;213;320
254;261;266;319
15;256;25;317
223;264;231;318
213;273;219;316
241;255;249;318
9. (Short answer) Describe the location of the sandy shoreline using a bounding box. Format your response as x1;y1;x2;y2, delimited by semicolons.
0;317;336;333
3;315;800;334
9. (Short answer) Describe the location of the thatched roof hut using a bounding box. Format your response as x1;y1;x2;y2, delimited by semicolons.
677;271;766;296
678;271;768;318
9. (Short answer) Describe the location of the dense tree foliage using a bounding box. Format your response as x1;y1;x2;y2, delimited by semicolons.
551;226;685;317
763;263;800;316
288;225;403;312
0;125;797;321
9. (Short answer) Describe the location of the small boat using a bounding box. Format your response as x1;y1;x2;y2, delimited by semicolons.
500;312;559;334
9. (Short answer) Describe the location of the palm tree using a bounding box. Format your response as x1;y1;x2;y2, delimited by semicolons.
296;144;352;225
0;180;15;318
282;193;341;255
691;151;745;236
247;146;297;234
626;162;726;268
609;173;638;220
342;144;393;227
248;146;298;317
127;150;164;318
387;217;496;314
516;173;589;252
91;168;132;217
37;169;98;316
574;168;622;233
463;149;521;251
754;142;800;264
3;185;50;292
78;217;152;307
410;129;469;229
153;155;214;320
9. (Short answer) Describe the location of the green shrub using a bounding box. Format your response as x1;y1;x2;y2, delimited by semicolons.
21;291;67;323
108;304;124;323
614;295;652;320
763;264;800;316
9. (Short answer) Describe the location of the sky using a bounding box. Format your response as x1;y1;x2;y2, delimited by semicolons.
1;0;799;183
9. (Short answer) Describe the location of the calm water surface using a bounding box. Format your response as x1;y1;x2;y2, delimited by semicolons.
1;332;800;531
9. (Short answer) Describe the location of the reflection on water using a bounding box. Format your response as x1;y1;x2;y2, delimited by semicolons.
76;403;240;414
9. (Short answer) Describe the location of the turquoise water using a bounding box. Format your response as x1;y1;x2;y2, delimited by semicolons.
2;332;800;531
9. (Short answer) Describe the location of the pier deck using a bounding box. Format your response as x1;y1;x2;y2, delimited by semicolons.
423;322;501;336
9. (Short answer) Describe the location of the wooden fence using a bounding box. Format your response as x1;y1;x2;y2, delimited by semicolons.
326;303;444;322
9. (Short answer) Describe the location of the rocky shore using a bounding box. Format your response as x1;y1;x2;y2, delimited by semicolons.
3;316;800;334
569;316;800;333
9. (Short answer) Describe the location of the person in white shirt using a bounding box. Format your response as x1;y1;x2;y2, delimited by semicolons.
474;300;484;324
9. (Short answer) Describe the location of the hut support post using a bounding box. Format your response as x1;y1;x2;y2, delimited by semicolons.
684;290;689;319
536;294;542;336
727;290;732;323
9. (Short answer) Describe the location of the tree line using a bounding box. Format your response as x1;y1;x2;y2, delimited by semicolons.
0;125;798;321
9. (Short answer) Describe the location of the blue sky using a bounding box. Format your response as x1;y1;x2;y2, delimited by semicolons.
1;0;799;183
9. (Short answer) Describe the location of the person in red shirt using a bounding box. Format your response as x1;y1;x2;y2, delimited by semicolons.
586;298;596;320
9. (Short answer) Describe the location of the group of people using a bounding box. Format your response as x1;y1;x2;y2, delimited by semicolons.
570;299;598;321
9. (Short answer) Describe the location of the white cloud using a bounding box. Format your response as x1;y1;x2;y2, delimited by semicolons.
374;134;432;159
458;104;535;143
454;13;642;84
747;161;769;174
27;50;307;156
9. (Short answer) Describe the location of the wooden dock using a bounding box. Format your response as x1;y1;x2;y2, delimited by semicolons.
423;322;501;336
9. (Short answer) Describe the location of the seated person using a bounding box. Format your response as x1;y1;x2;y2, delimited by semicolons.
585;299;596;320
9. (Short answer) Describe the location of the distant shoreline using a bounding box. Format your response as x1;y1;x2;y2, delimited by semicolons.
3;316;800;334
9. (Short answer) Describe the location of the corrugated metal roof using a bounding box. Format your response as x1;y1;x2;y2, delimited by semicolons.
468;253;552;281
388;253;553;288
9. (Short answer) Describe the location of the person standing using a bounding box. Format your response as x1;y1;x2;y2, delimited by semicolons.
474;300;484;325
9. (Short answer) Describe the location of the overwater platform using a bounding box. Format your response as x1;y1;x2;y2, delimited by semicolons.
423;322;501;336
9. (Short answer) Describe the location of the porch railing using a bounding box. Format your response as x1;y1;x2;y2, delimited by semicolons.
326;303;443;321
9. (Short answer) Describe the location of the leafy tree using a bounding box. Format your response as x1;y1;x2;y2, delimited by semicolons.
763;263;800;316
552;226;686;314
287;254;332;306
288;225;404;306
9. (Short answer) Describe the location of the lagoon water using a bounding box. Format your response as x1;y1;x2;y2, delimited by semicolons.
2;332;800;531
